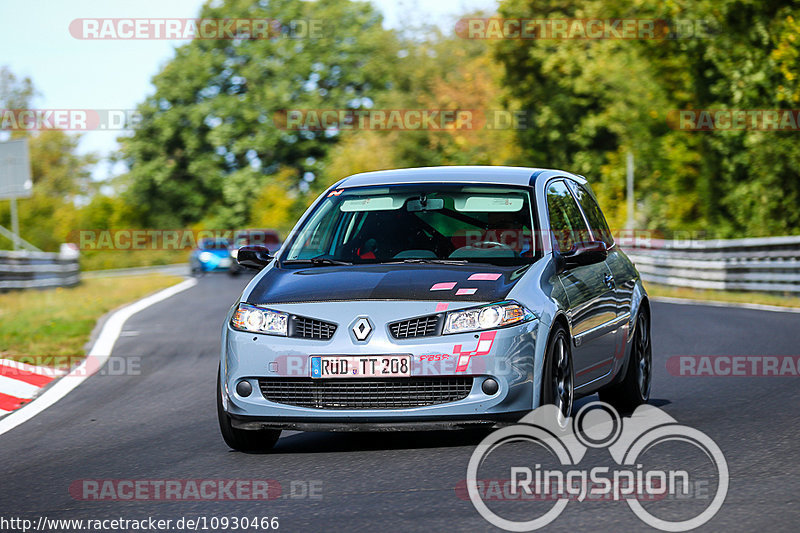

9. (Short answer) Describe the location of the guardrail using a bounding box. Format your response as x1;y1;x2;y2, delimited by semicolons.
623;235;800;294
0;250;80;290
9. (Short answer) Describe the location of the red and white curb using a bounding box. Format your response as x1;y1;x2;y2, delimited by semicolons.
0;278;197;436
0;359;68;414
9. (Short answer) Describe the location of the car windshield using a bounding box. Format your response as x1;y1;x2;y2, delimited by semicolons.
282;184;538;265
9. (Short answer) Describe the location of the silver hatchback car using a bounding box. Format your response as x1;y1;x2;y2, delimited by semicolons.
217;166;651;451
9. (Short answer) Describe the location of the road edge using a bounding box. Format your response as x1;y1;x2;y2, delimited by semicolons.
0;277;198;437
651;295;800;314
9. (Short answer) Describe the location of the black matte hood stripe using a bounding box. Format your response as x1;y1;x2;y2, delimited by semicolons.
247;264;530;304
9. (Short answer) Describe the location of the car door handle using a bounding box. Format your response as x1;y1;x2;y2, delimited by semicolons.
603;273;615;290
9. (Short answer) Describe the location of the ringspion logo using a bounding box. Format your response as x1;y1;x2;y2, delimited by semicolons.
465;402;728;531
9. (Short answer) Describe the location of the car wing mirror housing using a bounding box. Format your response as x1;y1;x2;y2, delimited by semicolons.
561;240;608;269
237;245;273;269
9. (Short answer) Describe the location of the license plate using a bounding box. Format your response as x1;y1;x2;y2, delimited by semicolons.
310;355;411;378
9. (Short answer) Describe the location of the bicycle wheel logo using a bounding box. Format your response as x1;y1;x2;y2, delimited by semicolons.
465;402;728;531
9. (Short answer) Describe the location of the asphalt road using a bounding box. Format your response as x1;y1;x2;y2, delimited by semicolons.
1;274;799;532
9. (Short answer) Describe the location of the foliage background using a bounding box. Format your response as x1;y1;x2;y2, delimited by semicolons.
2;0;799;264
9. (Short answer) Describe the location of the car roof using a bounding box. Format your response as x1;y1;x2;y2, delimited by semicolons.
335;166;585;189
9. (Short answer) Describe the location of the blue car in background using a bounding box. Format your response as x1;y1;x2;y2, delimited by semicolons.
190;238;233;275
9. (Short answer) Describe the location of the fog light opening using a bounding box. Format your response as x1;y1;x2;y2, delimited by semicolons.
236;380;253;397
481;378;499;396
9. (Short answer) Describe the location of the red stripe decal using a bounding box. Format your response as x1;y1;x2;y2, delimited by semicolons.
455;331;497;372
0;392;31;411
575;358;614;377
0;364;55;387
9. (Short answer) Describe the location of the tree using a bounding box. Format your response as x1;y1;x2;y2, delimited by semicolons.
320;19;524;194
1;67;97;250
122;0;401;229
493;0;800;237
0;66;35;126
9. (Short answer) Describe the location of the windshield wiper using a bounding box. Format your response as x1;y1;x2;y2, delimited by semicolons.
284;257;353;266
311;257;352;266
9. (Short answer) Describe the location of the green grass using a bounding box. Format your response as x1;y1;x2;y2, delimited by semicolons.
0;274;183;359
644;282;800;309
79;249;189;271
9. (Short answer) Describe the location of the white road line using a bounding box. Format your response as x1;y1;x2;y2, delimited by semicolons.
0;278;198;436
0;376;39;399
651;295;800;314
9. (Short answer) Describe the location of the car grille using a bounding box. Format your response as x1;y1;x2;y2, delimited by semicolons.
289;316;337;340
389;314;442;339
258;377;473;409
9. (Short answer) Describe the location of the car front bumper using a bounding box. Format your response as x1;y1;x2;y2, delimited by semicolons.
220;300;540;430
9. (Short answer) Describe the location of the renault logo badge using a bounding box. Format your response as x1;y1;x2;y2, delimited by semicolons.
352;317;373;341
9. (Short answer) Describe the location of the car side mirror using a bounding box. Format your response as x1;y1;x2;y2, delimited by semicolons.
561;240;607;269
237;245;273;270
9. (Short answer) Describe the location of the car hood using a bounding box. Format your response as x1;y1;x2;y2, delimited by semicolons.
246;263;531;304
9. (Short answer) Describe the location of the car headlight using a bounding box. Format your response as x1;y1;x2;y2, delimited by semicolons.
443;301;534;334
199;251;213;263
231;303;288;336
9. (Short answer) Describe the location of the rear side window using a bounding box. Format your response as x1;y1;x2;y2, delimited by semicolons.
567;181;614;248
546;180;590;252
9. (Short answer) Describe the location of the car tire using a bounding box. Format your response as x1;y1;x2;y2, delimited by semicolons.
599;309;652;412
541;323;574;424
217;370;280;452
